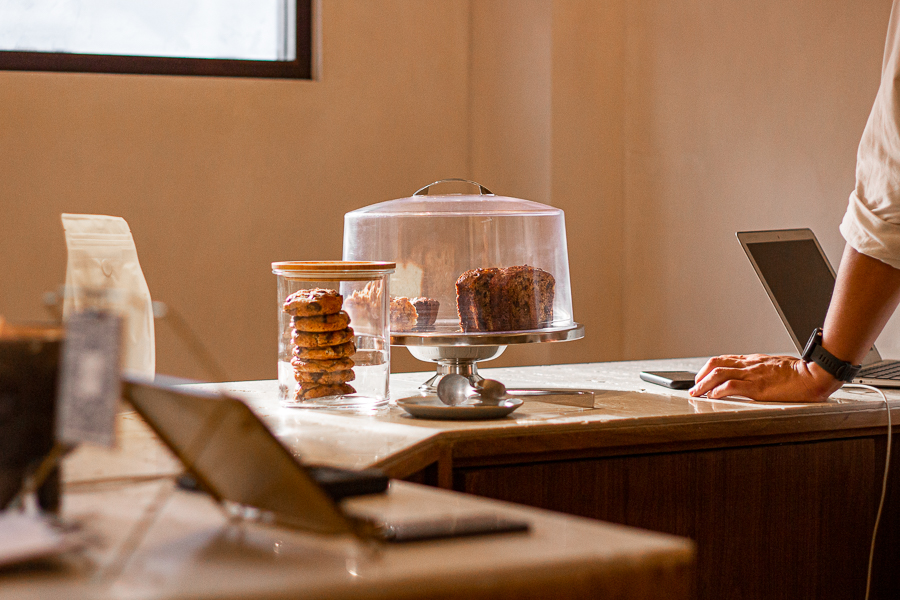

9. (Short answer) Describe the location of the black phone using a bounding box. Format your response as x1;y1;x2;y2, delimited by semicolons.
639;371;697;390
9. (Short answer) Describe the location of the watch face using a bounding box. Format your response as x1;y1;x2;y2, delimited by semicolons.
802;328;822;361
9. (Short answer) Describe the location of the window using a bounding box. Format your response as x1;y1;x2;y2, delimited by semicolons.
0;0;312;79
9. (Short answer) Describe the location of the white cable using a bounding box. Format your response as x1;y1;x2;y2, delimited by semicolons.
842;384;891;600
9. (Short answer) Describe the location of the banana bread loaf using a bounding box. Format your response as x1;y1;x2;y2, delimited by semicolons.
456;265;554;332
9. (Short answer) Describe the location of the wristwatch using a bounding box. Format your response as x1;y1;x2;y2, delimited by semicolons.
801;328;861;383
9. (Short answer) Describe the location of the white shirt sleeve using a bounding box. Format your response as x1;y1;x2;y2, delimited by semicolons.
841;0;900;269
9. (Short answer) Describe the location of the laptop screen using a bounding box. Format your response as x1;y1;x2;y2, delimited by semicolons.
122;378;356;536
738;229;881;366
743;238;835;349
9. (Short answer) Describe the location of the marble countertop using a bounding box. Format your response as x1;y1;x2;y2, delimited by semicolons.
65;357;900;482
43;360;708;599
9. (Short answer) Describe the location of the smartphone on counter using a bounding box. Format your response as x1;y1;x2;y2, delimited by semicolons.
639;371;697;390
378;514;530;543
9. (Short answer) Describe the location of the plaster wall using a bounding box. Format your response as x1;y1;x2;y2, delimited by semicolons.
0;1;471;380
619;0;898;360
0;0;896;383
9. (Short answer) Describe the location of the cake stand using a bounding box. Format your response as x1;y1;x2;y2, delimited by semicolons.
391;323;584;393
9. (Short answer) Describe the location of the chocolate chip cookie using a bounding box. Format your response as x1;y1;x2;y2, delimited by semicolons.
291;356;355;372
292;340;356;360
294;382;356;401
292;311;351;332
294;369;356;384
291;327;354;348
283;288;343;317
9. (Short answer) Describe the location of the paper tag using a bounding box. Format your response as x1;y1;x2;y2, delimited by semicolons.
56;310;122;448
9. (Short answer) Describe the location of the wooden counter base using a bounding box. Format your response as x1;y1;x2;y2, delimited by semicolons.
455;437;880;600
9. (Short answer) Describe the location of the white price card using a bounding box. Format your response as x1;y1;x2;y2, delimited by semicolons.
56;310;122;448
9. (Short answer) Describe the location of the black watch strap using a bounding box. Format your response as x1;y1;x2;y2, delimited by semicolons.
801;328;861;383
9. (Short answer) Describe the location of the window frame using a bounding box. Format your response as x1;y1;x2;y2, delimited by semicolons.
0;0;312;79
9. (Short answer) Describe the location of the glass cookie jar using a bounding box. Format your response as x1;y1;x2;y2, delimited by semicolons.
272;261;395;409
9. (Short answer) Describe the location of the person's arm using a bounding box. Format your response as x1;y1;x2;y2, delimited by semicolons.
822;244;900;362
690;245;900;402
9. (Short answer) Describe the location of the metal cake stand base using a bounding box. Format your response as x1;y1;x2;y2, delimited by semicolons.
392;324;584;394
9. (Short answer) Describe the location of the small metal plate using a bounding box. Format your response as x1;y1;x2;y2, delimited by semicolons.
396;395;524;420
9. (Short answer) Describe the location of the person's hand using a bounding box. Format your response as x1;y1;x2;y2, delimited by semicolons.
689;354;842;403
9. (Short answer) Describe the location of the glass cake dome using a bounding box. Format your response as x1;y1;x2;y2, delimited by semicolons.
342;179;576;336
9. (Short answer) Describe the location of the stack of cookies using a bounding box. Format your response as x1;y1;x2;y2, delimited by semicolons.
283;288;356;401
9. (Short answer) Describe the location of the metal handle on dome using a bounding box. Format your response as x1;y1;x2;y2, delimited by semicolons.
413;179;494;196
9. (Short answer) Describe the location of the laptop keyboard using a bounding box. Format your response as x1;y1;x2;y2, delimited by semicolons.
860;360;900;380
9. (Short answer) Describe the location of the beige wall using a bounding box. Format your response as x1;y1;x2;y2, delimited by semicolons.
467;0;626;370
1;0;897;382
619;0;897;360
0;1;471;381
469;0;897;367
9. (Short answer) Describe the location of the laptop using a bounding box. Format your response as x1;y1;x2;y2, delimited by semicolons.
122;377;529;541
737;228;900;387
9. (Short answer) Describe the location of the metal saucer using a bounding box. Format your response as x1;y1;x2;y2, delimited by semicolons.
396;395;524;420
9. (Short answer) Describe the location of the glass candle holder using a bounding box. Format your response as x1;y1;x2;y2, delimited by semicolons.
272;261;395;409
